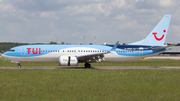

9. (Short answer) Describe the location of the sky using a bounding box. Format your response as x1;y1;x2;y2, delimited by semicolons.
0;0;180;44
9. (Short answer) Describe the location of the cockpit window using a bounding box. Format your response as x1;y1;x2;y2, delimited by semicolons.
9;49;15;52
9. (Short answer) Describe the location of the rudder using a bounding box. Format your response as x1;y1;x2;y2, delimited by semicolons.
129;15;171;46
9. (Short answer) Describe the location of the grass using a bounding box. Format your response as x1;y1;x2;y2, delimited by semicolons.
1;58;180;67
1;58;180;100
0;69;180;101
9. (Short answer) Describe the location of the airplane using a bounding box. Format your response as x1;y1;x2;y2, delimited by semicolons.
2;15;172;68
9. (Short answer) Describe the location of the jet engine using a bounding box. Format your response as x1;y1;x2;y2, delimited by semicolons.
58;56;78;66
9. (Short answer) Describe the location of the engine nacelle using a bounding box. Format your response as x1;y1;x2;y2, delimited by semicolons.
58;56;78;66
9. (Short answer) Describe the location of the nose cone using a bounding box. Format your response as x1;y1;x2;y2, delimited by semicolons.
1;53;5;58
2;52;8;58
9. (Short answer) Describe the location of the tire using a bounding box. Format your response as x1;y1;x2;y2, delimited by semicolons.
18;65;21;68
85;63;91;68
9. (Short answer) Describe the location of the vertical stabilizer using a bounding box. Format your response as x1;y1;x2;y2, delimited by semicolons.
129;15;171;46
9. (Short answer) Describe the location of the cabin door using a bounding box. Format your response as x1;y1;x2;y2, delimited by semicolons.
139;47;143;56
21;47;26;56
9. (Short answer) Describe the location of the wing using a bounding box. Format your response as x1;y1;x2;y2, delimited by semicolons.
77;51;109;63
77;41;119;63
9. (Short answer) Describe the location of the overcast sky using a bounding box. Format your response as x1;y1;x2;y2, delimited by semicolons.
0;0;180;44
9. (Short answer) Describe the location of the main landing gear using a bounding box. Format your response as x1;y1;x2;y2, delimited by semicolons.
17;63;21;68
84;63;91;68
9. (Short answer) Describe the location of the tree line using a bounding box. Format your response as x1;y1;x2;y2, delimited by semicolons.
0;41;66;53
0;42;29;53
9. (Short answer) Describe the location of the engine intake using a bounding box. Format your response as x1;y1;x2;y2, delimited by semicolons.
58;56;78;66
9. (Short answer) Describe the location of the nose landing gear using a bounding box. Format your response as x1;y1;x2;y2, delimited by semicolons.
17;63;21;68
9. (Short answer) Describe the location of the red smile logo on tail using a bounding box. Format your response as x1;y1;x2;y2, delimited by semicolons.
152;30;166;41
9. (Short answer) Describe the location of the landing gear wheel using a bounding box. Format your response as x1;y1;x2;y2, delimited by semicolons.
17;64;21;68
84;63;91;68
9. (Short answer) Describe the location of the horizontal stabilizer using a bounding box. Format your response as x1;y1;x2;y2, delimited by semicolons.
152;44;176;50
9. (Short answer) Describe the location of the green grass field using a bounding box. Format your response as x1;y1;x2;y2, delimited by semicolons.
1;58;180;100
0;69;180;101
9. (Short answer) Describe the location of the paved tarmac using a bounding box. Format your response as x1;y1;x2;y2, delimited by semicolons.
1;66;180;69
147;57;180;60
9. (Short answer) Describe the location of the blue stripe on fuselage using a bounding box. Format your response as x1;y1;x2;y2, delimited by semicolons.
3;44;168;57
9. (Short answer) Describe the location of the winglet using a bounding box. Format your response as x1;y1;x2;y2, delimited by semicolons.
110;41;119;51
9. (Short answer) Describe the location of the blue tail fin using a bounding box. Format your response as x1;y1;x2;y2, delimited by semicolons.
129;15;171;46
